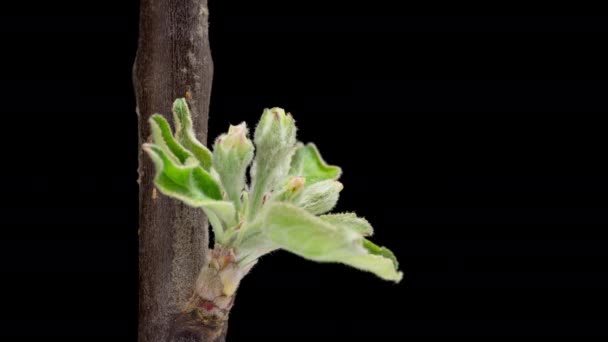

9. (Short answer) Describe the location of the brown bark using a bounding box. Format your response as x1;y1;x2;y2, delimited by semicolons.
133;0;223;341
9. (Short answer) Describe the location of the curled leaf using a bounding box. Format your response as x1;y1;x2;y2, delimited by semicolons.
143;144;237;228
172;98;213;170
150;114;196;165
289;143;341;184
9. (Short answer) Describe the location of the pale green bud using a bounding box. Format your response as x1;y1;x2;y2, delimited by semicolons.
217;123;255;156
213;122;255;211
254;107;296;148
296;179;343;215
272;176;306;202
249;107;297;217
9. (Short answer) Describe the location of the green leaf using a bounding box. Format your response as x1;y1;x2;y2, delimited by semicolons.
235;228;278;266
262;203;402;282
143;144;237;228
289;143;341;184
296;179;343;215
320;213;374;236
263;202;354;258
362;239;399;269
150;114;195;165
338;252;402;283
172;98;213;170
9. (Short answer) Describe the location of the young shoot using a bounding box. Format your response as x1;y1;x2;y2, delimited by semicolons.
143;99;402;306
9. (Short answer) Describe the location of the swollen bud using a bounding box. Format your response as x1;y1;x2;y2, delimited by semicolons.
213;122;255;211
249;107;297;216
273;176;306;202
286;176;306;194
254;107;296;148
217;123;254;156
296;179;343;215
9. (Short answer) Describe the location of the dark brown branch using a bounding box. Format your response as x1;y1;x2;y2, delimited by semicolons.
133;0;223;341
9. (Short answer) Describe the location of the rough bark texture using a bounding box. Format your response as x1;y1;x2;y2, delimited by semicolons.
133;0;223;341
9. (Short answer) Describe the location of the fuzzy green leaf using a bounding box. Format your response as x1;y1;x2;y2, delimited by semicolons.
362;239;399;269
289;143;341;184
150;114;196;165
172;98;213;170
320;213;374;236
143;144;236;227
338;251;402;283
263;203;402;282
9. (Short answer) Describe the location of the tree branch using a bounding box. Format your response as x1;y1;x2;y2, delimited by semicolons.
133;0;221;341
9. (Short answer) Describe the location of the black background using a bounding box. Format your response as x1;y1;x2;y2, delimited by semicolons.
1;1;607;340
